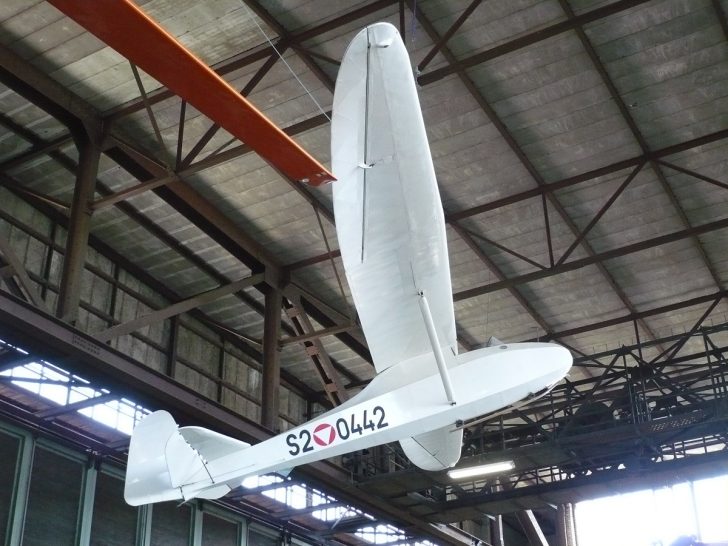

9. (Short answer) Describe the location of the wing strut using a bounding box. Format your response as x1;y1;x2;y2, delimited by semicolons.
418;291;456;405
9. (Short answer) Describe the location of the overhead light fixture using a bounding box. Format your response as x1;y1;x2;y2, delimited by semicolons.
447;461;515;480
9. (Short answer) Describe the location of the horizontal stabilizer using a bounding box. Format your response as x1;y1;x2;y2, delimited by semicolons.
399;425;463;471
179;426;250;462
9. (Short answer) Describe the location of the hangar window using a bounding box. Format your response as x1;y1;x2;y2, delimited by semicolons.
576;474;728;546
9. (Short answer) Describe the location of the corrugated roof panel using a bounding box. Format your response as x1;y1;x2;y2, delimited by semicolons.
473;31;641;182
588;0;728;149
554;167;686;254
422;0;565;59
520;264;631;329
604;239;718;308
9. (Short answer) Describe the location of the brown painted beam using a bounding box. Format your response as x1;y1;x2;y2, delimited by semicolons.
56;139;100;323
286;297;350;405
280;323;360;346
94;273;264;342
261;286;283;431
0;234;46;310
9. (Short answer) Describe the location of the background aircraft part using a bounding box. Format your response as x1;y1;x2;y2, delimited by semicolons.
48;0;334;185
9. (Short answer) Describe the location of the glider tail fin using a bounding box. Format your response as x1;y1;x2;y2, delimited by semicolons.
124;410;249;506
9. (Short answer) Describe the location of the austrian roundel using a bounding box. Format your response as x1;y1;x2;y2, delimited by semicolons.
313;423;336;446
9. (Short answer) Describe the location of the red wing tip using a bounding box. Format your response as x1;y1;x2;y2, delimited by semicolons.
300;172;337;186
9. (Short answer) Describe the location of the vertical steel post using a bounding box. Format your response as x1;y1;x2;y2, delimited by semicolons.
7;433;33;546
77;458;98;546
491;515;504;546
57;137;100;323
137;504;153;546
261;286;282;431
191;503;203;546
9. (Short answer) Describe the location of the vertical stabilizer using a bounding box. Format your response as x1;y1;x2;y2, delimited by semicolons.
124;411;248;506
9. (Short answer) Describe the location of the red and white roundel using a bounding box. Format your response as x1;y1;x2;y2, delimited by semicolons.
313;423;336;446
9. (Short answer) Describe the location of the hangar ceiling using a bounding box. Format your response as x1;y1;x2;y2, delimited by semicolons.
0;0;727;544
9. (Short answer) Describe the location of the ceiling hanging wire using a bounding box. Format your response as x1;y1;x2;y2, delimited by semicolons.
312;204;356;323
240;1;331;122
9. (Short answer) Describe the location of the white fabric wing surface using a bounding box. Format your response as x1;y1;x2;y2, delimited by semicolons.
332;23;456;373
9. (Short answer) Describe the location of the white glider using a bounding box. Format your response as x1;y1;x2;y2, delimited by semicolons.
124;22;571;506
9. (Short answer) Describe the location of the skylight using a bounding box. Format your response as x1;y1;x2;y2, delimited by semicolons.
0;340;149;435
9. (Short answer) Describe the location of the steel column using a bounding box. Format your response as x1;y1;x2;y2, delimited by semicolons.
56;138;100;323
491;515;504;546
261;286;283;431
556;503;577;546
77;460;98;546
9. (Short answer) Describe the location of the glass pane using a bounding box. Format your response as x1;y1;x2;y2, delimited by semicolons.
202;512;238;545
150;503;191;546
249;526;279;546
90;472;138;546
24;447;84;546
0;431;20;542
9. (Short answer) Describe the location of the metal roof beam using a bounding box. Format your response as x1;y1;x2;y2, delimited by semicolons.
536;290;727;342
447;126;728;222
450;222;554;338
559;0;725;291
409;0;661;350
35;392;118;420
454;217;728;302
417;0;484;72
417;0;653;86
56;139;100;323
179;49;286;170
94;273;265;343
103;0;396;120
